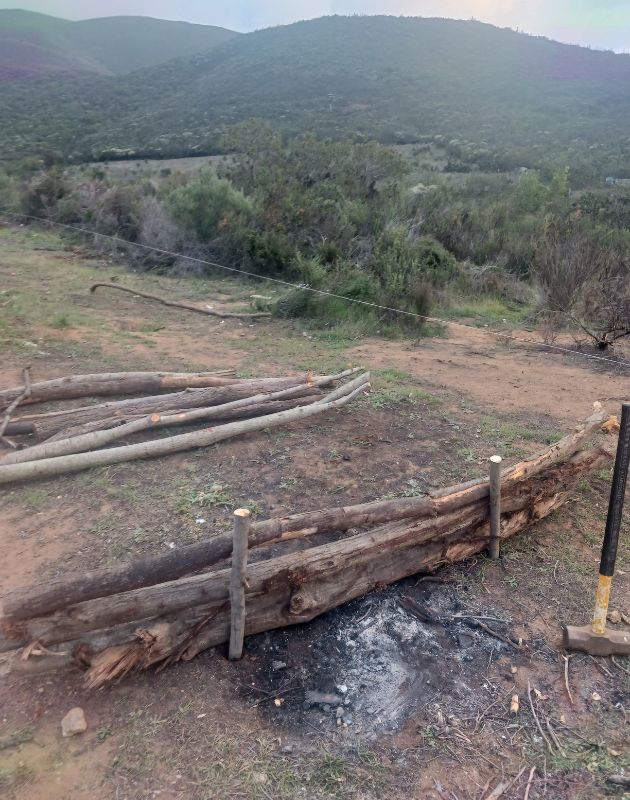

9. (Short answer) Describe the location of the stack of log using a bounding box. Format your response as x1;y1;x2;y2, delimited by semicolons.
0;368;370;483
0;406;611;686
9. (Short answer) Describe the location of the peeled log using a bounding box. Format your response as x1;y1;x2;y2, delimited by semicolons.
1;407;605;621
0;370;237;410
0;444;609;656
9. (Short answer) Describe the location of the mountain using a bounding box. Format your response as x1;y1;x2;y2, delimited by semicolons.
0;10;238;78
2;15;630;174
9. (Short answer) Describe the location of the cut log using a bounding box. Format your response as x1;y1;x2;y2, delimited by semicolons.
90;282;271;320
0;370;236;410
1;405;606;621
0;378;369;485
0;444;609;654
7;374;338;438
1;370;359;465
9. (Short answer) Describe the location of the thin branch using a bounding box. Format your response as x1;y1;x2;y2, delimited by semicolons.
0;367;31;438
527;681;554;754
90;282;271;319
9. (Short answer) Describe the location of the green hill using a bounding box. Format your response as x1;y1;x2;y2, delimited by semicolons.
0;10;238;78
2;15;630;177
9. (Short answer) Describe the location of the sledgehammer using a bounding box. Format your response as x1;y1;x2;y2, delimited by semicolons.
564;402;630;656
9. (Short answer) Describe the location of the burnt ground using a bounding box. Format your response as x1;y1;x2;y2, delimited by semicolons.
0;224;629;800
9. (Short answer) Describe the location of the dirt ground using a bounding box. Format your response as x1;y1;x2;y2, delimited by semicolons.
0;224;629;800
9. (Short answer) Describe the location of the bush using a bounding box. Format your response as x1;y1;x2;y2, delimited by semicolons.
243;229;293;276
166;169;251;242
20;168;68;218
373;227;456;301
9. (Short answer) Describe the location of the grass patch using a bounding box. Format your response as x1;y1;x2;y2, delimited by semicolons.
439;295;534;326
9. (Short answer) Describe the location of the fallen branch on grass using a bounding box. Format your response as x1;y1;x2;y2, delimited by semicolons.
0;370;236;410
0;374;370;485
1;404;605;620
90;282;271;320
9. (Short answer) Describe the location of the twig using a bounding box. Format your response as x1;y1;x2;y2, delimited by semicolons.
0;366;31;438
527;681;554;753
589;654;614;677
484;765;527;800
468;619;522;650
545;718;565;756
611;656;630;676
563;655;574;705
523;766;536;800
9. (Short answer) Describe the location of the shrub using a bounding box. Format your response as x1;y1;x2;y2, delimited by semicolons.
373;227;456;301
20;168;68;218
166;169;251;242
243;229;293;276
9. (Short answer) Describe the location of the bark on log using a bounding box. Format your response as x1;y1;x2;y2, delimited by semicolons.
1;406;605;621
90;282;271;320
0;445;609;654
0;379;369;485
0;370;236;410
1;370;359;465
7;375;336;438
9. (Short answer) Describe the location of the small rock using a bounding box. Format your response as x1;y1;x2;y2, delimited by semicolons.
336;684;348;694
592;692;602;702
366;707;376;715
323;704;331;713
608;609;621;624
61;707;87;738
336;707;344;719
252;772;268;785
271;661;287;671
281;745;294;754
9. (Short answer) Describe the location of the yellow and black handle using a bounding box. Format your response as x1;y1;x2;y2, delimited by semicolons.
592;402;630;635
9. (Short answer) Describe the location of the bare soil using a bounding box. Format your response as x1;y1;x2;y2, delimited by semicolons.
0;225;628;800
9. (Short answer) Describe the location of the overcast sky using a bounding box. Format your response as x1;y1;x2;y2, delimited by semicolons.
3;1;630;52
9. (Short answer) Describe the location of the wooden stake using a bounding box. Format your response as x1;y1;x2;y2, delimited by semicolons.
489;454;502;559
229;509;251;660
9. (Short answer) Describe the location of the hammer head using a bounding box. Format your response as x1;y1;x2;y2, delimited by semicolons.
564;625;630;656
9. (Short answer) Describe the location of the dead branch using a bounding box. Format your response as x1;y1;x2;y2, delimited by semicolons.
90;282;271;319
527;681;554;753
0;367;31;438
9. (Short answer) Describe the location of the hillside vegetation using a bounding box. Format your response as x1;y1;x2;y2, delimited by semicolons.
2;15;630;180
0;10;237;79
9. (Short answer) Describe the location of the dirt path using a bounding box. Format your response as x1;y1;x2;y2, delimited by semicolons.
350;326;629;423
